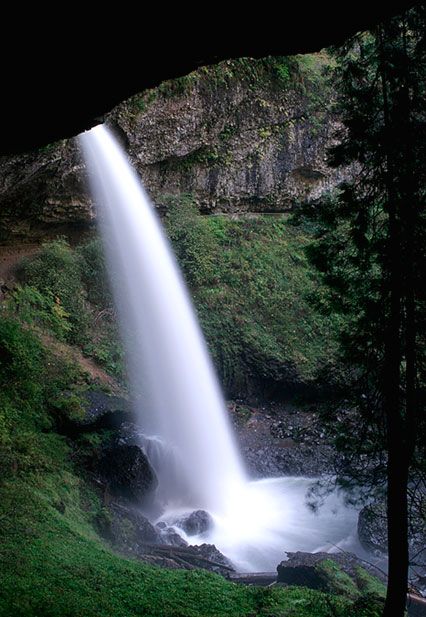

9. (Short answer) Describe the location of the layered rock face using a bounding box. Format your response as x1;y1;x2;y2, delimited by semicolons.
0;54;350;241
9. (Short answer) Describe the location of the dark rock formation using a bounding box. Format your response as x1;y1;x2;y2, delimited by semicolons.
277;551;386;597
114;56;351;216
0;56;353;241
52;390;132;437
99;444;158;504
174;510;213;536
135;542;234;576
0;141;90;241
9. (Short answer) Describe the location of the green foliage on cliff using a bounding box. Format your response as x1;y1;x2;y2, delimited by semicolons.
165;195;341;397
77;238;112;308
126;52;331;116
0;317;82;480
16;239;88;343
12;238;124;380
9;203;340;398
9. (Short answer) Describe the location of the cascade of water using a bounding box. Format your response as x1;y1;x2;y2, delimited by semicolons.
80;124;246;513
80;124;363;572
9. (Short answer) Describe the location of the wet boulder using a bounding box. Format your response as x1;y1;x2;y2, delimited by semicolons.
175;510;213;536
99;444;158;504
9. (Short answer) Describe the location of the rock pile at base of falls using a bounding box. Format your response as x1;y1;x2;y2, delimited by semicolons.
230;402;337;478
67;390;235;575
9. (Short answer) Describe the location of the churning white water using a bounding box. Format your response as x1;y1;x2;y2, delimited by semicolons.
80;124;361;572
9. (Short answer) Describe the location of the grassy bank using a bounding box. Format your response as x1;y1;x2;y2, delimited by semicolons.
0;304;379;617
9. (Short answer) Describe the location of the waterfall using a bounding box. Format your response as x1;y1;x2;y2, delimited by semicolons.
80;124;363;572
80;124;246;513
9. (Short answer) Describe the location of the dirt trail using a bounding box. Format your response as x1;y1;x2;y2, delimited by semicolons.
37;329;124;395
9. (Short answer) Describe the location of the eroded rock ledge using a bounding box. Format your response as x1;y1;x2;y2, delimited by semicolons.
0;55;352;242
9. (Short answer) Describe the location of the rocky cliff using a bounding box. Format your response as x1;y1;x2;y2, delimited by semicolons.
0;53;350;241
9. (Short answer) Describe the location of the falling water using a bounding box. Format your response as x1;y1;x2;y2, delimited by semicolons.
80;124;364;571
80;125;246;512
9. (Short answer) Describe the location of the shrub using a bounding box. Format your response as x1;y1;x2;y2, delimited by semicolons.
77;238;112;308
16;238;89;344
164;193;219;288
7;284;72;340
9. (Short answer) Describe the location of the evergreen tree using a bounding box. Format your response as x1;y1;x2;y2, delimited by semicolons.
297;6;426;616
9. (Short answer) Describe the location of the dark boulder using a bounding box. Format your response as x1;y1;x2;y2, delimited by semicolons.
175;510;213;536
99;444;158;504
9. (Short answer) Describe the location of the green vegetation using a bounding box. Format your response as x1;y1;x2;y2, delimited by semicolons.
0;471;378;617
0;317;78;476
0;216;385;616
11;238;124;380
5;183;345;403
355;567;386;599
128;89;158;114
15;239;88;344
267;56;295;86
0;322;381;616
165;195;341;396
315;560;360;599
8;203;341;401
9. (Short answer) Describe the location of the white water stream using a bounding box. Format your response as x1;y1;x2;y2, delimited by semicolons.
80;125;363;572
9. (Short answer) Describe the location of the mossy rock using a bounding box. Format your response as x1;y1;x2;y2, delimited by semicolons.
315;559;360;599
277;551;386;601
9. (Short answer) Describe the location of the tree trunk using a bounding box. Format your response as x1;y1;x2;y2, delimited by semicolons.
378;23;409;617
383;454;409;616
